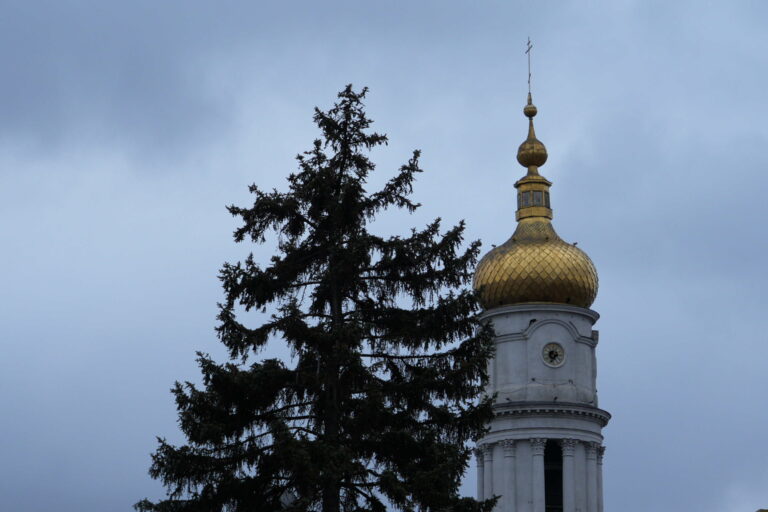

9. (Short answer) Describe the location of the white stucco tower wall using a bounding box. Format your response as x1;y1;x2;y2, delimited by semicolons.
475;304;609;512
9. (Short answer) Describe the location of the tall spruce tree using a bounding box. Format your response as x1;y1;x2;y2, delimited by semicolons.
136;86;495;512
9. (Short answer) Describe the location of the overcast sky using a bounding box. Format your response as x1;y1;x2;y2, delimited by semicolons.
1;1;767;511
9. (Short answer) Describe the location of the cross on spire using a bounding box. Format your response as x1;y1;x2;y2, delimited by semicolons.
525;37;533;94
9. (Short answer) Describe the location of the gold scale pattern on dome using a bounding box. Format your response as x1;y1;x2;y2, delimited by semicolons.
473;93;598;309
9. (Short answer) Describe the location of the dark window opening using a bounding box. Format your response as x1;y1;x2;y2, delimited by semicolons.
545;440;563;512
522;191;532;207
534;191;543;205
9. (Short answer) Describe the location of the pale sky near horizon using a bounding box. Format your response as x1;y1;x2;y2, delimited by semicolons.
1;1;767;511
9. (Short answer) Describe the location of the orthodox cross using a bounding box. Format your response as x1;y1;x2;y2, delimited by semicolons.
525;37;533;94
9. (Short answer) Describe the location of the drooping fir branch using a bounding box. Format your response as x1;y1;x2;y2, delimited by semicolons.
137;85;496;512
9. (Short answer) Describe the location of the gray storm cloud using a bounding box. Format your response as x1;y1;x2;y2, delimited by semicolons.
1;1;766;511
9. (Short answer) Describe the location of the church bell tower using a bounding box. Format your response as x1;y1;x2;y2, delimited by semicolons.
472;91;609;512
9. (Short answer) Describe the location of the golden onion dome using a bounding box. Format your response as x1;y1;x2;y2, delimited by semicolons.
473;93;598;309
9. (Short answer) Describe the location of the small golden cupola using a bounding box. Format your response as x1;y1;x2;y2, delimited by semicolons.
473;93;598;309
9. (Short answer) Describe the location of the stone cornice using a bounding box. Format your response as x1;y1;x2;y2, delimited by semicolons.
492;401;611;427
480;303;600;323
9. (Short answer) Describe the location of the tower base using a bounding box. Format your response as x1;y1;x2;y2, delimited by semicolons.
475;304;609;512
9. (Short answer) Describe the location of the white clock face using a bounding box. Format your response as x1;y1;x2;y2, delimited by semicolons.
542;342;565;367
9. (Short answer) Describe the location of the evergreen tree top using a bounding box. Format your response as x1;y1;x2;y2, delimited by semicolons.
136;85;496;512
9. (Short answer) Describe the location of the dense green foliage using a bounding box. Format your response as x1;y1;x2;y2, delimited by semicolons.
136;86;495;512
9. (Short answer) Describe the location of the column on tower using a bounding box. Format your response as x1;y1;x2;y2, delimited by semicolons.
586;443;599;512
476;448;485;501
560;439;576;512
530;438;546;512
501;440;516;512
483;444;494;501
574;441;587;510
597;446;605;512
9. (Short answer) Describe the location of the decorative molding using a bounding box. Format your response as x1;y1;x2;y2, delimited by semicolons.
490;318;597;347
597;445;606;464
493;332;528;344
585;442;599;459
526;319;596;347
560;438;577;456
530;438;547;456
575;334;598;347
474;448;484;466
492;401;611;427
482;443;494;461
501;439;516;457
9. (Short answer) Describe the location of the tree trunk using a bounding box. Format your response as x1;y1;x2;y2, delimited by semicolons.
322;280;342;512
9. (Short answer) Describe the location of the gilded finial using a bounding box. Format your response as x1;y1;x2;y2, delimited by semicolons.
517;39;547;172
516;92;548;171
